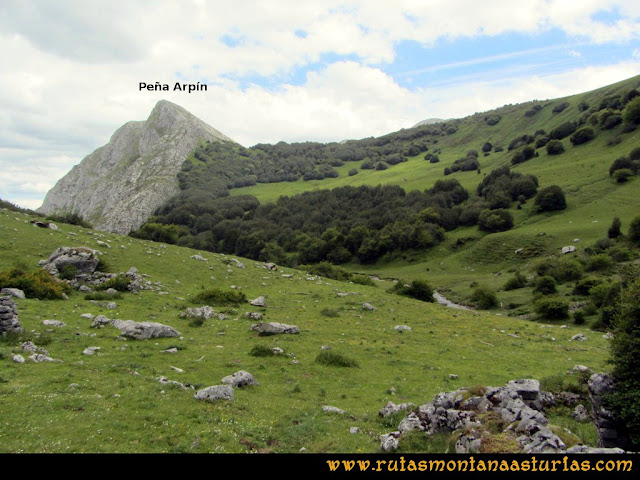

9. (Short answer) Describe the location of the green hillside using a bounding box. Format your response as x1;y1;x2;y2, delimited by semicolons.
0;208;610;453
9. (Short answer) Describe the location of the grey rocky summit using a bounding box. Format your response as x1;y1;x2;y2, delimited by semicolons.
38;100;235;234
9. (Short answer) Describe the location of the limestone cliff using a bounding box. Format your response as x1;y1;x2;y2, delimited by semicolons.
38;100;234;234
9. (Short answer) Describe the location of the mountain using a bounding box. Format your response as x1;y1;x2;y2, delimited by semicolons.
38;100;234;234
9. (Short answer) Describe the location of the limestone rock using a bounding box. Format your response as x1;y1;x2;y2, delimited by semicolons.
42;320;66;327
38;100;235;234
0;296;22;334
561;246;577;254
249;296;266;307
41;246;100;276
12;354;25;363
221;370;259;388
380;433;400;452
0;288;25;299
111;319;180;340
194;385;234;402
90;315;111;328
251;322;300;335
394;325;411;331
362;302;377;311
180;306;216;320
322;406;346;415
83;347;100;356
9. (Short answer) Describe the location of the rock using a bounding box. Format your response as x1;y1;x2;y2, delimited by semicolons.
272;347;284;355
222;370;259;388
158;376;188;390
42;320;66;327
520;427;566;453
0;296;22;334
194;385;234;402
398;413;423;433
362;302;377;311
244;312;263;320
83;347;100;355
163;348;178;354
588;373;630;449
394;325;411;331
566;445;626;454
191;254;207;261
0;288;25;299
570;333;587;342
322;406;346;415
571;365;592;373
514;248;523;254
380;433;400;452
561;246;577;254
378;401;415;417
449;374;459;379
90;315;111;328
572;404;590;422
41;246;100;276
12;354;25;363
349;427;360;434
249;296;266;307
180;306;216;320
111;319;180;340
230;258;245;269
251;322;300;335
263;262;277;271
29;353;56;363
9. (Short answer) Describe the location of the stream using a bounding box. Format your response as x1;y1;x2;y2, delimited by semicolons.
433;291;472;310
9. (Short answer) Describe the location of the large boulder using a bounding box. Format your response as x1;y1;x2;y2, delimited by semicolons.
194;385;234;402
41;247;100;275
221;370;259;388
111;319;180;340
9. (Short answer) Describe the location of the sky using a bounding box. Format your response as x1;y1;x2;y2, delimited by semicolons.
1;0;640;209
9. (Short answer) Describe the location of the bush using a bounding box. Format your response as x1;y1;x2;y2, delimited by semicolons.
573;277;602;296
96;275;131;291
304;262;352;281
546;140;565;155
553;102;569;113
0;267;71;300
586;254;613;272
534;276;557;295
550;122;577;140
320;308;340;318
192;288;247;306
470;285;499;309
503;271;527;291
534;186;566;212
629;215;640;243
608;217;622;239
59;264;78;280
570;127;595;145
315;351;359;368
534;298;569;319
249;345;275;357
45;212;93;229
623;97;640;125
388;279;435;302
486;115;501;126
573;310;586;325
613;169;634;183
602;114;622;130
348;169;358;176
477;209;513;233
84;291;123;301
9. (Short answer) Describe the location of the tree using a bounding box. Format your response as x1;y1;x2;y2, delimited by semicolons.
608;217;622;239
546;140;565;155
629;215;640;243
607;266;640;449
477;209;513;232
534;185;566;212
623;97;640;125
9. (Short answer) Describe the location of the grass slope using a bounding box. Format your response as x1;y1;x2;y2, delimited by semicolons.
0;209;610;453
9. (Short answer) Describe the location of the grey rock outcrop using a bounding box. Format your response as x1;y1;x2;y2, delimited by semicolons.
111;319;180;340
41;246;100;276
38;100;235;234
194;385;234;402
180;306;216;320
251;322;300;335
0;296;22;334
221;370;259;388
0;288;25;299
588;373;630;449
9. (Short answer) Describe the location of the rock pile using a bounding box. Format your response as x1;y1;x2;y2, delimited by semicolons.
0;296;22;334
379;379;625;454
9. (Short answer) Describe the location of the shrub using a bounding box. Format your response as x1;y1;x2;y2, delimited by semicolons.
348;169;358;176
573;310;586;325
486;115;501;126
0;267;71;300
470;285;499;309
84;291;123;301
96;275;131;291
388;279;435;302
249;345;275;357
570;127;595;145
320;308;340;318
553;102;569;113
534;298;569;319
45;212;93;229
550;122;577;140
192;288;247;305
350;275;376;287
602;114;622;130
315;351;359;368
573;277;602;296
534;276;557;295
608;217;622;239
59;264;78;280
535;136;550;149
546;140;565;155
586;254;613;272
613;169;634;183
477;209;513;233
623;97;640;125
629;215;640;243
534;186;566;212
482;142;492;153
503;271;527;290
304;261;352;281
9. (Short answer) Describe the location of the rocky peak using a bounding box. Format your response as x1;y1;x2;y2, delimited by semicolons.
38;100;235;234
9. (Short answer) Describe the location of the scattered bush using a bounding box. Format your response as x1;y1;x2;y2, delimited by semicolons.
0;267;71;300
613;169;634;183
348;169;358;176
534;298;569;319
486;115;501;126
192;288;247;306
546;140;565;155
553;102;569;113
315;351;359;368
608;217;622;239
320;308;340;318
602;114;622;130
550;122;577;140
570;127;595;145
477;209;513;233
534;276;557;295
46;212;93;229
573;277;602;296
586;254;613;272
388;279;435;302
59;264;78;280
534;186;566;212
96;275;131;292
249;345;275;357
470;285;499;309
623;97;640;125
84;291;123;301
503;271;527;291
629;215;640;244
